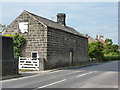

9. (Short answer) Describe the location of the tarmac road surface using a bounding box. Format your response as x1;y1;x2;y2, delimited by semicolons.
1;61;119;89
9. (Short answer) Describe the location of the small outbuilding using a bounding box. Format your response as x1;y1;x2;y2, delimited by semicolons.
2;10;88;70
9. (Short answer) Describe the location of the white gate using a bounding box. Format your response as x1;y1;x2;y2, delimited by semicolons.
19;57;39;70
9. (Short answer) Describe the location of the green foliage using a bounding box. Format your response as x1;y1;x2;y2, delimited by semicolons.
104;55;120;61
3;33;27;59
105;38;113;45
0;24;6;31
88;38;120;61
104;39;119;55
19;69;35;72
3;34;13;37
88;41;104;60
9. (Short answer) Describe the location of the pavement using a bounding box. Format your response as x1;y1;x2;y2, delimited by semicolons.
1;61;119;89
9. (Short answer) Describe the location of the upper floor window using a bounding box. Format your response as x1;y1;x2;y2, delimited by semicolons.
19;22;28;33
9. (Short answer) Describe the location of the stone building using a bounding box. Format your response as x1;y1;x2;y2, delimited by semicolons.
86;35;97;43
2;10;88;70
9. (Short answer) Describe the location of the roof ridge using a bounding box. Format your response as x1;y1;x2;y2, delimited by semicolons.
25;10;60;25
23;10;87;38
25;10;77;29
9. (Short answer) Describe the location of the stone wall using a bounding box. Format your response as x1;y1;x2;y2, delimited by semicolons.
45;27;88;69
0;36;18;76
2;11;47;70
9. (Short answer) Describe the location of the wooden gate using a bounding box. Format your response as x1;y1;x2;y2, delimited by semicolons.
19;57;39;70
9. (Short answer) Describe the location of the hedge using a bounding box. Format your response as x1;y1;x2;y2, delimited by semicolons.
104;55;120;61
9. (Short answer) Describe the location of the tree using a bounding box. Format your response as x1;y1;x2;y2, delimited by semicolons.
88;41;104;60
0;24;6;31
104;39;119;55
88;38;119;61
105;39;113;45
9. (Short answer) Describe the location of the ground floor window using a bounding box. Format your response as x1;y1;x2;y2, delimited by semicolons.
31;51;38;59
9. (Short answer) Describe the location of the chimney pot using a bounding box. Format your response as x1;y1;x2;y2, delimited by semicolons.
96;35;98;39
85;34;88;37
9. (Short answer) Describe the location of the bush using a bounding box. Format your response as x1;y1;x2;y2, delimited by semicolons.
104;52;119;56
88;38;120;61
104;55;120;61
88;41;104;60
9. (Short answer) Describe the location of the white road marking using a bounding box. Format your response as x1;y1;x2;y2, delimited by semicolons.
50;70;85;73
50;70;64;73
38;79;66;88
76;71;97;77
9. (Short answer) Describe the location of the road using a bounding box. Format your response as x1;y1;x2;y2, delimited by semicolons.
1;61;119;89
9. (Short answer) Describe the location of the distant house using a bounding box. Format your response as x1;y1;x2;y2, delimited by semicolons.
88;36;97;43
96;35;107;46
87;35;107;46
2;10;88;70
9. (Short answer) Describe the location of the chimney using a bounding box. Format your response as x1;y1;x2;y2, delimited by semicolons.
96;35;98;39
57;13;66;26
100;35;104;39
85;34;88;37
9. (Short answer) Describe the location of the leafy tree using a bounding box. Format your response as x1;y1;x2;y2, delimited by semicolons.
105;39;113;45
88;38;119;61
104;39;119;55
3;33;27;59
0;24;6;31
88;41;104;60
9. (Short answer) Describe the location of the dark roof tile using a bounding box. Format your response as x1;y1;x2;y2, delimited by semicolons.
26;10;87;38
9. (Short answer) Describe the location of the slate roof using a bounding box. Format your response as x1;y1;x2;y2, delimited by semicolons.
26;10;87;38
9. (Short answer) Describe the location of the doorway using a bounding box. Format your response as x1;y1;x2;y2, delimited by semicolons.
70;51;73;65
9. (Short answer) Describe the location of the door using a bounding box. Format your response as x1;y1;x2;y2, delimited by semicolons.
70;51;73;65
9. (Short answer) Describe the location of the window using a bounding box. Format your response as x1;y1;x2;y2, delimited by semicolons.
19;22;28;33
31;52;38;59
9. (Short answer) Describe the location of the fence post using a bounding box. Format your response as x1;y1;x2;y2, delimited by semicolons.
39;58;45;71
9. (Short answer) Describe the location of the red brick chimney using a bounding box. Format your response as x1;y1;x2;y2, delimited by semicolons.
99;35;104;39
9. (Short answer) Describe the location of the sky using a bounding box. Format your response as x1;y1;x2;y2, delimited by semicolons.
1;2;118;44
